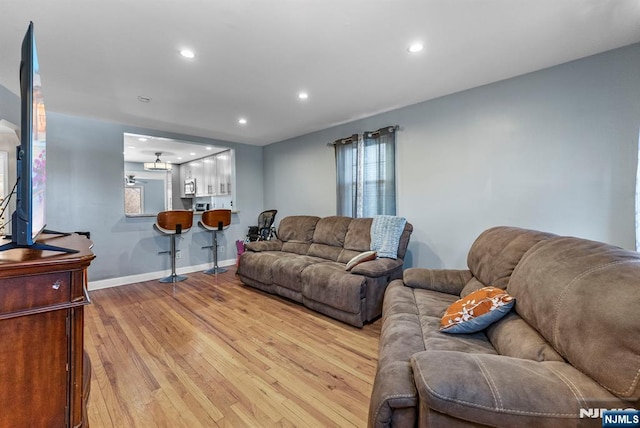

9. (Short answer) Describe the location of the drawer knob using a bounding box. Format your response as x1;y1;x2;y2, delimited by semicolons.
52;280;62;290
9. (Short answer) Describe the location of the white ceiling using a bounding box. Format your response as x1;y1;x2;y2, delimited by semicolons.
1;0;640;147
123;132;228;164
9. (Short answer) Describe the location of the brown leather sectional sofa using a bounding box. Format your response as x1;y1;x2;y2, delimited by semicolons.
369;226;639;427
237;215;413;327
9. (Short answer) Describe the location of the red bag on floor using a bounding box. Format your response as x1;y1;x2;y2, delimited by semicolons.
236;240;245;267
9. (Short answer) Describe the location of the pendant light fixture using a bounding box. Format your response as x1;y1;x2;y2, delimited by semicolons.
143;152;171;171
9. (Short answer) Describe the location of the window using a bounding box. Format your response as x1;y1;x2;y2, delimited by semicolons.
124;186;144;215
335;126;397;217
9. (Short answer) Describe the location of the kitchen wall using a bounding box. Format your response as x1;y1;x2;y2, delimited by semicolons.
263;43;640;269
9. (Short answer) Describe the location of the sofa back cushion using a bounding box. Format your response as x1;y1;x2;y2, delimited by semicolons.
312;216;352;246
337;218;413;263
343;218;372;252
508;236;640;400
278;216;320;255
308;216;353;261
467;226;556;290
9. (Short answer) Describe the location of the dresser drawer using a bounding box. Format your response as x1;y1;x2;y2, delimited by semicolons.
0;272;71;314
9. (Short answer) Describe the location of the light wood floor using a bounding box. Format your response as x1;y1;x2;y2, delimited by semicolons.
85;268;381;427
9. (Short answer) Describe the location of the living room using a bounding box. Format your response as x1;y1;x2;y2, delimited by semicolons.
0;1;639;427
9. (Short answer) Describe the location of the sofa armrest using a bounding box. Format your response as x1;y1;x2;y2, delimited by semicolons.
369;361;418;428
351;258;404;277
411;350;627;427
245;240;283;252
402;268;472;295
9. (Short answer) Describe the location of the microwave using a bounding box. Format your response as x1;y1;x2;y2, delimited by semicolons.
184;178;196;195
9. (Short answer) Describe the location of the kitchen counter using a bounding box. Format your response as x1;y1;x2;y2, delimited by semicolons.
125;210;239;218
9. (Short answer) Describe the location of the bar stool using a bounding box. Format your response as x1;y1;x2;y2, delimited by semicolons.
199;209;231;274
154;210;193;283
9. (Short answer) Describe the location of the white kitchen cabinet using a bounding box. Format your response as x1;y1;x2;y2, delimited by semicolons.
202;156;215;196
179;150;233;198
215;150;232;195
191;159;205;197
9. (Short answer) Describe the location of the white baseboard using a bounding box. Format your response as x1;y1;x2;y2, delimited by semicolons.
88;258;236;291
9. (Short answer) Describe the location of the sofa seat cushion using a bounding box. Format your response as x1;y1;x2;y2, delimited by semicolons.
411;351;629;427
307;243;343;261
411;289;497;354
486;312;565;362
379;282;430;363
238;251;296;285
301;262;366;314
382;285;496;356
411;286;459;318
272;255;327;292
440;287;515;334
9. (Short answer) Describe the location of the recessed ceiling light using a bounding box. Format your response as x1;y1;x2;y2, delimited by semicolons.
408;42;424;53
298;92;309;100
180;49;195;59
177;157;183;160
206;146;212;150
138;138;147;142
127;146;136;149
238;118;247;125
189;152;196;156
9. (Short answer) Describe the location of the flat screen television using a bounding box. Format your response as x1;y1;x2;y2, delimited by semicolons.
0;22;75;253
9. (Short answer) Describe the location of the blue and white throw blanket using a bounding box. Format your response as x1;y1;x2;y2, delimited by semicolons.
370;215;407;259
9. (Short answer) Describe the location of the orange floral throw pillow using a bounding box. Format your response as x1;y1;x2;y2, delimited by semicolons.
440;286;515;334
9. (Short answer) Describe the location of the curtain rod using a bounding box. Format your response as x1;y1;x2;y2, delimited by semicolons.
326;125;399;146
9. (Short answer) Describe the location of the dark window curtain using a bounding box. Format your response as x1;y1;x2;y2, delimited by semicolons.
362;127;396;216
335;127;396;218
335;134;359;217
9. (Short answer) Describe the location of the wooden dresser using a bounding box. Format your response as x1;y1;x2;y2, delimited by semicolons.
0;233;95;428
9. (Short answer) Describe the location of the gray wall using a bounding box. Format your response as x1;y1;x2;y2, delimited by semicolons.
0;85;19;126
0;82;265;281
1;42;638;280
43;112;264;281
263;43;640;269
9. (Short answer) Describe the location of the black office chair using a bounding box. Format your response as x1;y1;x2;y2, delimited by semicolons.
246;209;277;242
